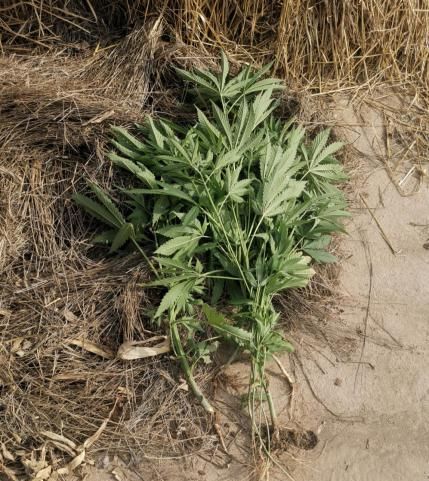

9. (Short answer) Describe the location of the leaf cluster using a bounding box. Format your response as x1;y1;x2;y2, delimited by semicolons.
74;53;348;420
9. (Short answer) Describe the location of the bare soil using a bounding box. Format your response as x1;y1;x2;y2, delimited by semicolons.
287;93;429;481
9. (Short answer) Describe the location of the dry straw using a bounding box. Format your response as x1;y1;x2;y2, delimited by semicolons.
0;0;428;88
0;47;216;478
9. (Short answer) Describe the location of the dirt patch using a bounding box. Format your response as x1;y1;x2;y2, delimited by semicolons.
287;92;429;481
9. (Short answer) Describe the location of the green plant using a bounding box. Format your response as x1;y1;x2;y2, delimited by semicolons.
74;53;347;444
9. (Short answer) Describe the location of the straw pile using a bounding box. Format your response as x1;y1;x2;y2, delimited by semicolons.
0;30;219;479
1;0;427;87
0;1;427;478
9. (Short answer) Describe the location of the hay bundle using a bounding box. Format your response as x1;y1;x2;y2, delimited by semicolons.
1;0;428;87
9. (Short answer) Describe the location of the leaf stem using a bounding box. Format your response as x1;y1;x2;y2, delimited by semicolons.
170;322;214;414
131;238;159;278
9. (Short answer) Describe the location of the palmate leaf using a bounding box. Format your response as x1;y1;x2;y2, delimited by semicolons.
110;222;134;253
310;129;330;161
210;279;224;304
111;125;146;152
303;235;331;249
92;229;117;245
211;101;233;146
75;53;348;426
245;78;284;95
91;224;136;253
310;163;347;180
302;234;337;262
73;182;126;229
176;68;219;96
155;280;196;318
315;141;344;164
152;196;169;224
157;225;198;238
155;235;201;256
265;251;314;294
110;140;146;162
88;182;125;225
146;117;165;149
188;338;220;365
260;178;306;218
197;108;222;141
259;127;305;181
251;88;279;128
108;152;157;187
303;247;337;263
125;186;195;204
224;167;253;203
214;148;240;170
229;178;253;203
264;331;294;354
202;304;253;348
73;193;120;228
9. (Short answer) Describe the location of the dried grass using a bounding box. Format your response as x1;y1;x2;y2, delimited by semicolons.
1;1;428;89
0;52;217;479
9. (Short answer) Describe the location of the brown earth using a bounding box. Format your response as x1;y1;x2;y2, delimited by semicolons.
288;93;429;481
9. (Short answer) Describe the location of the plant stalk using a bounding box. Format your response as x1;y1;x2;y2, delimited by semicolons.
131;238;159;278
264;382;279;442
170;322;214;414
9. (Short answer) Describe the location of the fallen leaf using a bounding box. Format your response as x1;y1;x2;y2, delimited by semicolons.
112;467;126;481
117;336;170;360
52;372;87;381
33;465;52;480
83;110;115;126
10;338;23;353
1;443;15;462
178;378;189;391
41;431;77;451
56;450;85;475
66;339;114;360
0;463;19;481
49;441;76;457
63;308;78;322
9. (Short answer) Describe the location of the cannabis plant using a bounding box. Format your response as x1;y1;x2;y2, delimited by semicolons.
74;53;347;440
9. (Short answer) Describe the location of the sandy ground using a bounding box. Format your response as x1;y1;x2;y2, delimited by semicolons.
287;95;429;481
76;93;429;481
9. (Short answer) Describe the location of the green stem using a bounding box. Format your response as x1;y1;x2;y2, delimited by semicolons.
131;238;159;278
264;382;278;436
170;322;214;414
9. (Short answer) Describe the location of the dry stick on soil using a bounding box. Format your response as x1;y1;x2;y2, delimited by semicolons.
0;54;214;471
213;415;228;453
294;354;361;422
272;354;295;420
383;110;424;197
369;314;402;348
353;228;373;391
1;0;429;93
359;194;400;255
